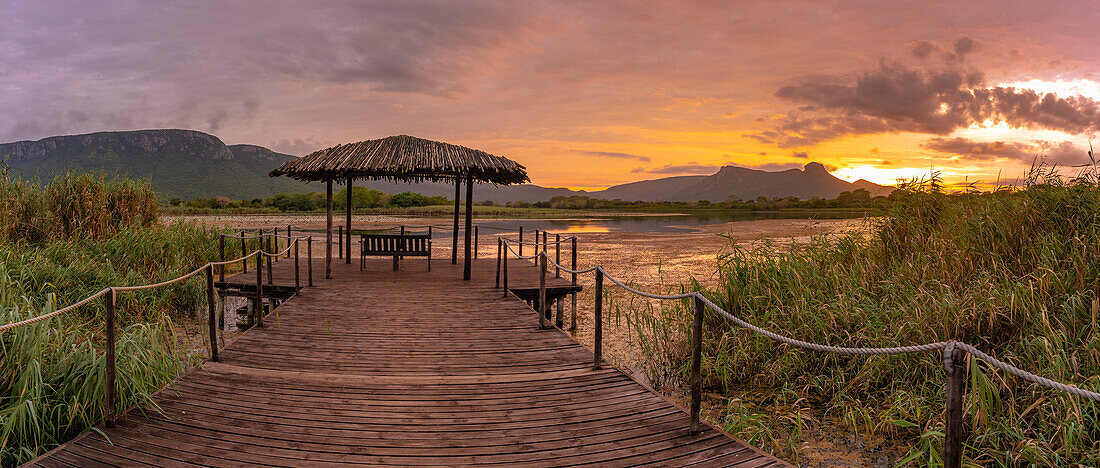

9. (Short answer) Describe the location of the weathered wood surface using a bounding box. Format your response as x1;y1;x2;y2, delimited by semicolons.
29;259;787;467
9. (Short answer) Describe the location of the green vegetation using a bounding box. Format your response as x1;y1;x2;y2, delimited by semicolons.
0;173;222;465
619;167;1100;465
529;188;882;211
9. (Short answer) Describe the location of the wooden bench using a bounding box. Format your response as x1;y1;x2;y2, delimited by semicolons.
360;227;432;271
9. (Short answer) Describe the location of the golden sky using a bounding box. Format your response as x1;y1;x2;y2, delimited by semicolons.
3;1;1099;190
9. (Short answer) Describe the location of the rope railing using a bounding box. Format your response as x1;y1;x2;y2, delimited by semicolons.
498;237;1100;467
1;228;316;429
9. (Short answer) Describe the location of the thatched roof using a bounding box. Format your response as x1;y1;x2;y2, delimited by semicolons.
269;135;529;184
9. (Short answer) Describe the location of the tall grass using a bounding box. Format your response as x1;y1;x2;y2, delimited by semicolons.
621;167;1100;465
0;173;219;465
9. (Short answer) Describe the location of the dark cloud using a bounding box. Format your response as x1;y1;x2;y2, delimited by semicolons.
922;136;1089;165
631;162;721;175
791;151;809;158
906;40;937;59
576;150;651;162
754;61;1100;147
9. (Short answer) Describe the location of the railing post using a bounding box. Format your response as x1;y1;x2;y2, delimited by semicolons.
519;226;524;256
555;233;561;278
104;287;117;428
538;253;548;329
690;294;704;434
206;264;219;362
255;250;264;327
273;228;279;263
474;226;479;259
495;237;502;288
502;241;509;297
307;236;314;287
542;231;548;256
555;294;564;328
266;235;273;285
218;235;225;282
594;269;603;370
943;344;967;468
240;232;247;271
570;237;577;332
294;238;301;294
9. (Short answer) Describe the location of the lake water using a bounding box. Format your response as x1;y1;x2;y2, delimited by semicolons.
414;210;869;236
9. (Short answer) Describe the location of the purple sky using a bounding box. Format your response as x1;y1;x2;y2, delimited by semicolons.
3;1;1099;188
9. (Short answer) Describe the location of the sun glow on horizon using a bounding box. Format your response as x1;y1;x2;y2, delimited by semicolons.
831;165;945;186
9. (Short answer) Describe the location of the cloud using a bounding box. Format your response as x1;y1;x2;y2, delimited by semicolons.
922;136;1089;165
906;40;937;60
575;150;651;162
791;151;809;158
753;61;1100;147
269;137;325;156
631;162;720;175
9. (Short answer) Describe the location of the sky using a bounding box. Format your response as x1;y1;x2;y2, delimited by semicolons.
2;0;1100;190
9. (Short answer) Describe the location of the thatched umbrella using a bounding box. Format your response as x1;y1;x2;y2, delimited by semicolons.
270;135;529;280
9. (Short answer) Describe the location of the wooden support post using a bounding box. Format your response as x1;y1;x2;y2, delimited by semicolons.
326;179;333;279
543;231;548;255
944;346;967;468
463;174;473;280
555;295;564;328
452;179;460;264
538;253;548;329
555;233;561;278
495;237;502;288
104;287;117;428
502;241;509;297
570;237;577;332
346;177;353;263
240;232;247;272
519;226;524;256
338;225;343;260
218;235;225;282
690;295;704;434
266;236;273;285
474;226;479;259
594;269;603;370
255;251;264;327
294;238;301;294
206;264;219;362
307;236;314;287
273;227;279;263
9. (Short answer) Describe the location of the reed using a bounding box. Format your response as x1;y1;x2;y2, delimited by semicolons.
619;165;1100;465
0;174;217;465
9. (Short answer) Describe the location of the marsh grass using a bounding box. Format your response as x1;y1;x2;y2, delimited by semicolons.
619;166;1100;465
0;173;221;465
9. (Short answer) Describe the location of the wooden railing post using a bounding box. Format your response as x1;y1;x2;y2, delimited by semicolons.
294;238;301;294
502;241;509;297
594;269;603;370
206;264;219;362
542;231;548;256
255;251;264;327
555;233;561;278
690;294;704;434
570;237;577;332
266;235;273;285
518;226;524;256
218;235;225;282
104;287;117;428
538;253;548;329
495;237;502;288
273;228;279;263
240;232;247;271
944;345;967;468
307;236;314;287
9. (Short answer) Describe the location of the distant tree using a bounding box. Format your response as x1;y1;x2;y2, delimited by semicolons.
168;198;182;206
389;191;432;207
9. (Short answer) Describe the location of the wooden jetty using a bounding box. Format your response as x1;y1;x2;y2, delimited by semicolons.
29;257;787;467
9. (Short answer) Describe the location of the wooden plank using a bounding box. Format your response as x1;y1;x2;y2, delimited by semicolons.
32;257;788;467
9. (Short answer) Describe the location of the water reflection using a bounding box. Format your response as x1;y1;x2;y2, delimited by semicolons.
422;211;867;236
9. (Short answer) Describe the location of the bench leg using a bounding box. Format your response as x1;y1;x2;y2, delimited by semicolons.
393;256;399;271
427;255;431;271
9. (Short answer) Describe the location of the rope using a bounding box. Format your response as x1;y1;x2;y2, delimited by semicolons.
502;240;539;260
0;288;110;332
502;236;577;246
538;250;1100;401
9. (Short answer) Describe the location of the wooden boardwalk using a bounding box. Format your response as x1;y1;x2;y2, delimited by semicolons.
29;256;787;467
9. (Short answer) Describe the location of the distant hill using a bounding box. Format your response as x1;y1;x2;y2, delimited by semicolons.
0;129;892;203
0;129;307;200
356;162;892;203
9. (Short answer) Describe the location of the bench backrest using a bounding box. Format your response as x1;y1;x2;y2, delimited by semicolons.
361;233;431;255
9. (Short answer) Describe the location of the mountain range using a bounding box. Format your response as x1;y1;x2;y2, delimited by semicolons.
0;129;892;202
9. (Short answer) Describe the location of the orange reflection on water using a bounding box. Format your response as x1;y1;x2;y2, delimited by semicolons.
559;225;611;233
